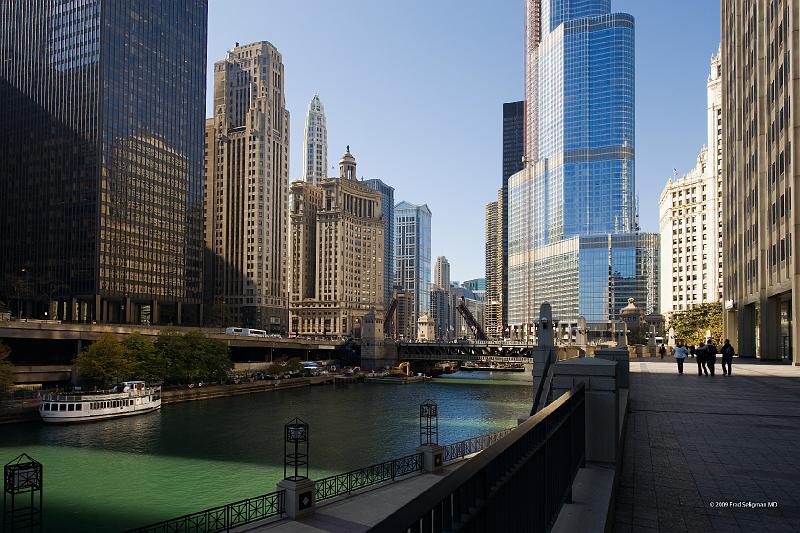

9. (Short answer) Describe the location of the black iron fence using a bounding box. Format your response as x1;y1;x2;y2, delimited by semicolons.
442;427;514;463
368;384;586;533
315;452;423;502
126;489;285;533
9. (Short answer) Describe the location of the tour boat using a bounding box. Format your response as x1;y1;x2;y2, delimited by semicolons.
39;381;161;423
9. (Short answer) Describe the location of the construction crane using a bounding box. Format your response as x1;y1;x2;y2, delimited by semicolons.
456;296;487;341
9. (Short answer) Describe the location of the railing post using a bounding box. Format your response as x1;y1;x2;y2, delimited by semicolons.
225;503;231;533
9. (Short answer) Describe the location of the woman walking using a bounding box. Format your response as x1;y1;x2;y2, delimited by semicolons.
674;344;687;374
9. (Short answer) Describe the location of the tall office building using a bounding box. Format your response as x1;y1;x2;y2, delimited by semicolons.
365;178;395;307
434;256;450;290
722;0;798;362
658;50;724;317
0;0;207;325
395;201;432;338
486;194;503;338
302;94;328;185
508;0;659;338
429;286;451;340
289;148;384;336
204;41;290;332
502;102;525;331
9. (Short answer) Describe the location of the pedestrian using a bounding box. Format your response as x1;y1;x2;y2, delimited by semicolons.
696;344;708;375
705;339;718;376
720;339;735;375
674;343;687;374
659;343;666;359
689;345;696;358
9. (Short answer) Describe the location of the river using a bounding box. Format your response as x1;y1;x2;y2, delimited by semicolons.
0;372;532;532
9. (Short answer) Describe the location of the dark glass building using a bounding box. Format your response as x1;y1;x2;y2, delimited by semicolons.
364;178;395;307
501;101;525;332
0;0;207;324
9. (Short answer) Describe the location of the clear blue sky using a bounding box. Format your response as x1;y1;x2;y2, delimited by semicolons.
207;0;721;282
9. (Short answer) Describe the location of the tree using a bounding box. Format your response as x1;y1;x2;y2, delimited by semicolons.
0;341;14;392
285;357;304;374
74;334;134;387
670;302;723;347
122;332;162;382
154;329;232;383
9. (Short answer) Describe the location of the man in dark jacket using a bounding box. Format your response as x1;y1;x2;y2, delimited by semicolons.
705;340;717;376
720;339;735;375
696;344;707;375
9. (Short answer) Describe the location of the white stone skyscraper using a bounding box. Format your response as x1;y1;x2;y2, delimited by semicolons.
302;94;328;185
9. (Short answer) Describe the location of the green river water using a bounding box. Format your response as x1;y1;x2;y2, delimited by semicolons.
0;372;532;532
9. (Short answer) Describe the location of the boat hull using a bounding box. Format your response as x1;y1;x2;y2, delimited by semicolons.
41;402;161;424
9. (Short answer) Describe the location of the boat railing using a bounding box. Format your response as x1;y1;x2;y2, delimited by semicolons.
43;388;160;403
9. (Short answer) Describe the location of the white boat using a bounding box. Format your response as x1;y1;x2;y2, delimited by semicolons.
39;381;161;423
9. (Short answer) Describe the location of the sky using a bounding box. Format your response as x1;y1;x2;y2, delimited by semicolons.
206;0;721;283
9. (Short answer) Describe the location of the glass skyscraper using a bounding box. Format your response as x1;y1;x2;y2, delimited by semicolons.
394;201;432;338
0;0;207;324
502;101;525;330
365;179;395;308
508;0;658;335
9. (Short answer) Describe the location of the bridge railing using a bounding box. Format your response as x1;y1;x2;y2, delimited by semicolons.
315;452;423;502
125;489;285;533
368;383;586;533
442;427;515;463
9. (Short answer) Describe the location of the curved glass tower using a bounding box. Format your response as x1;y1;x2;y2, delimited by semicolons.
509;0;658;335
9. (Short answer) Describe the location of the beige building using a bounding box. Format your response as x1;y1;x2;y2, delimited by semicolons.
416;313;435;341
289;148;384;336
434;256;450;290
204;41;290;332
722;1;798;363
659;50;724;319
485;190;503;338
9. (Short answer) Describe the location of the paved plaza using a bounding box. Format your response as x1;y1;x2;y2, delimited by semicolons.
612;358;800;532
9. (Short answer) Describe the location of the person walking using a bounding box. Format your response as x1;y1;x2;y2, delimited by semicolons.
659;343;666;359
705;339;718;376
674;343;687;374
696;343;708;375
720;339;735;375
689;345;696;358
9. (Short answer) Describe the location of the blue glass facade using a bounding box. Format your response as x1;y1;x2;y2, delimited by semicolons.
364;178;395;307
394;201;432;335
508;0;657;330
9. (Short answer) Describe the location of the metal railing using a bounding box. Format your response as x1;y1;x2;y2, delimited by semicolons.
369;384;586;533
442;427;515;463
315;452;423;502
126;489;285;533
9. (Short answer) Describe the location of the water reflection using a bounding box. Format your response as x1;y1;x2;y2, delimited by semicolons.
0;377;532;532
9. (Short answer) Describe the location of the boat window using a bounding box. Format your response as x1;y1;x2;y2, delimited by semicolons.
76;404;82;411
59;404;66;411
67;404;74;411
41;404;47;411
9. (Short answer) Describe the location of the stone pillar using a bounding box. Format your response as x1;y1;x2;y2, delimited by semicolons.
94;295;101;323
70;298;78;322
177;302;183;325
276;478;315;520
152;299;160;325
595;346;630;389
417;444;444;473
551;357;619;467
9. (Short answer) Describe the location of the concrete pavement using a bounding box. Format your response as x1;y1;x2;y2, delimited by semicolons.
612;358;800;532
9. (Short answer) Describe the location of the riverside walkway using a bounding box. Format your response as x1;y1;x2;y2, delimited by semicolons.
612;358;800;533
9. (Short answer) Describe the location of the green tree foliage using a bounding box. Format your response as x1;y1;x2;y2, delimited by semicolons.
285;357;304;374
0;341;14;391
670;302;723;347
75;330;233;387
122;332;162;382
74;334;134;388
154;329;232;383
